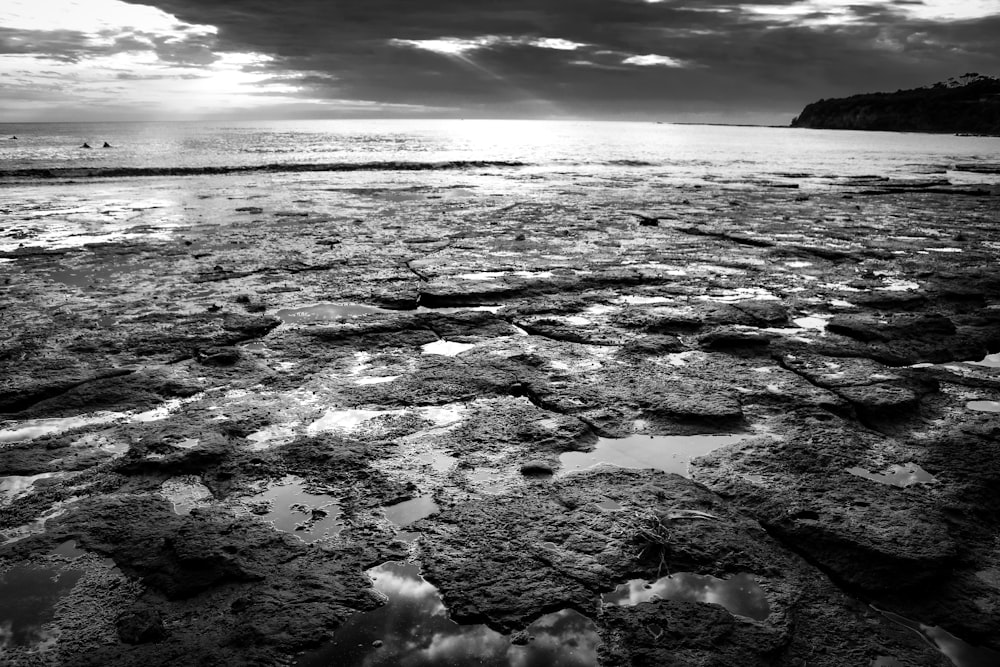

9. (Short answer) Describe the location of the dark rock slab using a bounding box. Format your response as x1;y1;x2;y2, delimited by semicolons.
827;313;956;343
116;603;167;644
598;599;785;667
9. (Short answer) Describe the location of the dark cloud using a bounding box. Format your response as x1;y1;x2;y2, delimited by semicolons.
115;71;201;80
0;24;219;67
0;27;96;62
95;0;1000;118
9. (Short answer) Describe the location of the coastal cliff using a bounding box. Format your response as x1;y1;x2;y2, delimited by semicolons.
791;73;1000;135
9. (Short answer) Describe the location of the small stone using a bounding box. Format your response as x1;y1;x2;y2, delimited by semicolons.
372;639;384;648
510;630;530;645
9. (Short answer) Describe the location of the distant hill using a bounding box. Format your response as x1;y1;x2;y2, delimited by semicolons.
790;74;1000;135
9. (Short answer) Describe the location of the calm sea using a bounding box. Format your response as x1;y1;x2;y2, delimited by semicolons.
1;119;999;187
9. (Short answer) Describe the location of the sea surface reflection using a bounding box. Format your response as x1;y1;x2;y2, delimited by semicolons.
296;562;599;667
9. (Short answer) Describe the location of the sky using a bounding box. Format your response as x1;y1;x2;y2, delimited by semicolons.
0;0;998;123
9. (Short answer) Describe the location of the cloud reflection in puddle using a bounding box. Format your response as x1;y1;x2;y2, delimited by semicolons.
296;561;599;667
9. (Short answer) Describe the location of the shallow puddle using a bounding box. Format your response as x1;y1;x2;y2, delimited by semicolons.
618;295;672;305
456;271;506;280
697;288;779;302
846;463;938;488
296;561;599;667
248;476;343;543
355;375;399;385
967;353;1000;368
469;468;507;494
307;408;401;434
0;473;60;505
558;434;745;478
383;496;438;528
421;339;476;356
875;607;1000;667
793;316;829;330
966;401;1000;413
275;303;389;324
0;564;84;649
415;305;505;314
1;501;78;546
602;572;770;621
47;265;120;288
131;396;199;423
0;413;123;444
161;477;214;515
50;540;86;558
69;432;129;456
415;451;457;472
246;423;298;450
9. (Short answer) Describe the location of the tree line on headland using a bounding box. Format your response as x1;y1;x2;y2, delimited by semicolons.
790;73;1000;135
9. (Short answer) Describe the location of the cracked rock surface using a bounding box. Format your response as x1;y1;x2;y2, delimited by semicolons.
2;169;999;665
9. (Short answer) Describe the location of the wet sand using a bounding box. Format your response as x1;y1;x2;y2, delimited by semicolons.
1;168;999;666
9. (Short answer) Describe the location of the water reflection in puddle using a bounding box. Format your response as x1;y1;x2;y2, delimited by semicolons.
48;265;119;288
296;562;599;667
0;413;123;444
421;340;476;356
0;564;84;649
875;607;1000;667
967;353;1000;368
846;463;938;488
161;477;214;515
596;499;623;511
793;316;829;330
307;408;400;434
0;473;60;505
601;572;770;621
558;434;745;478
51;540;86;558
248;476;343;543
276;303;390;324
469;469;507;494
967;401;1000;413
416;451;457;472
384;496;438;528
246;423;298;451
309;405;466;436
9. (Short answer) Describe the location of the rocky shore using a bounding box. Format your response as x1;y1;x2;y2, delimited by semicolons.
1;168;999;666
791;74;1000;136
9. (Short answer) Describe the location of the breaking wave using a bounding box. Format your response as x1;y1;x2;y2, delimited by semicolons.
0;160;528;180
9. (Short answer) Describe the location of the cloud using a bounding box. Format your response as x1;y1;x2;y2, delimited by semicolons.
3;0;999;120
622;53;689;67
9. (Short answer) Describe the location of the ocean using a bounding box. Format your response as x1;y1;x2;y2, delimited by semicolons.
1;119;999;184
2;119;998;255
